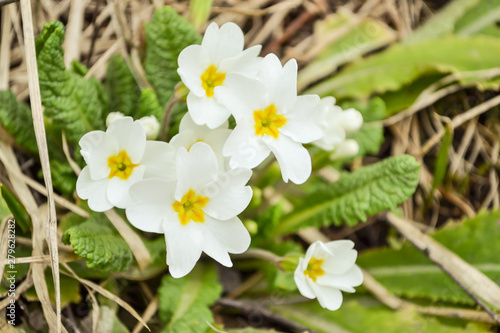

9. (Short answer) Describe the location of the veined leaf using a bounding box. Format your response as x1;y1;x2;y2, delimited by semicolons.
358;210;500;304
272;155;420;236
298;9;395;90
105;55;141;117
274;300;490;333
62;213;134;272
144;6;201;107
308;36;500;100
158;263;222;333
36;21;107;143
135;87;163;120
406;0;481;43
0;90;37;153
454;0;500;36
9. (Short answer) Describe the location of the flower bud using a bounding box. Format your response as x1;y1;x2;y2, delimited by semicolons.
106;112;125;127
189;0;213;29
330;139;359;160
139;116;160;140
338;108;363;135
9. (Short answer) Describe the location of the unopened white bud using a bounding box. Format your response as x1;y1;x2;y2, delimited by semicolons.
139;116;160;140
338;108;363;135
106;112;125;127
330;139;359;160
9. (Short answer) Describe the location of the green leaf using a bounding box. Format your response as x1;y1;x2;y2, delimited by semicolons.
308;36;500;100
432;124;453;190
358;210;500;304
1;185;30;233
273;155;420;236
298;9;395;89
227;329;281;333
274;300;490;333
135;87;163;120
49;159;77;196
158;263;222;333
62;213;134;272
36;21;107;143
454;0;500;36
144;6;201;107
0;90;37;153
106;55;141;117
406;0;481;43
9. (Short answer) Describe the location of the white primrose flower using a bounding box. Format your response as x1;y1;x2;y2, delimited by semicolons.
170;113;231;173
215;53;323;184
294;240;363;311
177;22;262;129
312;97;363;157
139;116;160;140
126;142;252;278
76;117;176;212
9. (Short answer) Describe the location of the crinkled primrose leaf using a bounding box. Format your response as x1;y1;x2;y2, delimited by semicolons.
36;21;107;143
105;55;141;117
158;263;222;333
144;6;201;106
272;154;420;236
62;213;134;272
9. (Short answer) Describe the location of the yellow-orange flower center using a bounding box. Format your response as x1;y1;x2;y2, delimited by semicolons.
172;189;210;225
304;257;325;282
253;104;287;139
107;150;138;180
201;65;226;97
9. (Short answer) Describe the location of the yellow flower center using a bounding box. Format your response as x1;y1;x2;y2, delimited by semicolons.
201;65;226;97
304;257;325;282
172;189;210;225
253;104;287;139
107;150;138;180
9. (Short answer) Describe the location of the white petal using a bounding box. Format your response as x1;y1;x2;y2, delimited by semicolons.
273;58;298;112
202;22;244;64
266;135;311;184
313;123;346;151
204;128;232;172
79;131;118;180
322;249;358;276
204;215;251;254
187;93;231;129
324;239;355;253
169;131;199;151
339;108;363;135
175;143;218;200
294;257;316;299
106;117;146;163
312;283;343;311
257;53;284;92
201;168;252;220
107;165;145;209
219;45;262;74
214;73;268;123
317;265;364;292
141;141;176;180
164;222;204;278
177;45;210;97
228;137;270;170
76;166;113;212
126;179;175;233
282;95;324;143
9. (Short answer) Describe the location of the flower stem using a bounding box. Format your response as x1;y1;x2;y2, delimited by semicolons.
160;95;179;141
233;248;282;265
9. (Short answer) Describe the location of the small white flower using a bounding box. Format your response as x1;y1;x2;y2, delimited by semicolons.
330;139;359;160
294;240;363;311
177;22;262;129
139;116;160;140
312;97;363;152
126;142;252;278
106;112;125;127
170;113;231;173
215;54;323;184
76;117;176;212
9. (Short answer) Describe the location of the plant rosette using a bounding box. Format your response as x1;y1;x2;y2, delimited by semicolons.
126;142;253;278
294;240;363;311
76;117;175;211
